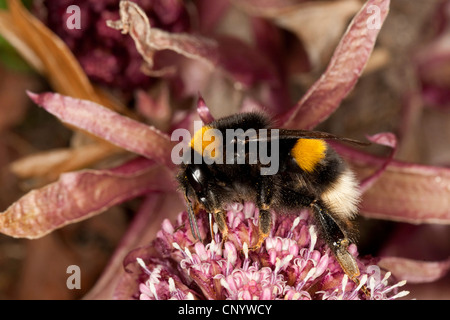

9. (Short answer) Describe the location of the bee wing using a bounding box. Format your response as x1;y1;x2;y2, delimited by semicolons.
247;129;370;146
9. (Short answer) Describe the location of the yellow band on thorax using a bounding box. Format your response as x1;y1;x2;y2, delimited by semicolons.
291;139;327;172
190;126;221;158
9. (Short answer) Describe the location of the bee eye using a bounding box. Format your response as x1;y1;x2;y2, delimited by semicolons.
186;165;207;195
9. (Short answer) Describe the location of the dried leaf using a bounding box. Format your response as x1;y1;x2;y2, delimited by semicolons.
196;94;215;124
108;1;279;91
10;148;74;179
1;0;131;116
196;0;230;33
0;64;39;131
414;6;450;110
3;0;94;102
233;0;362;69
135;84;172;131
379;257;450;284
107;1;219;72
84;192;184;300
0;157;175;239
230;0;306;16
28;92;175;168
359;132;397;193
279;0;391;130
335;144;450;224
0;0;136;183
0;11;44;72
216;35;279;88
9;143;124;185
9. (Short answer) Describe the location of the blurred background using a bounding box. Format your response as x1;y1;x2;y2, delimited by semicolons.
0;0;448;299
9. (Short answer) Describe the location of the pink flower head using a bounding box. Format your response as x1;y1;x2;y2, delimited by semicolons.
131;203;409;300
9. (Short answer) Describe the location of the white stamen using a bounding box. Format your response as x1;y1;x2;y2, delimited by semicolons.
220;278;231;291
184;247;193;260
172;242;182;252
274;255;293;273
291;217;301;231
136;257;152;276
309;225;317;251
390;290;410;299
186;292;195;300
149;282;158;300
304;267;317;282
340;275;349;299
382;279;408;294
242;242;249;260
136;257;146;269
381;271;392;285
356;274;368;292
168;277;176;293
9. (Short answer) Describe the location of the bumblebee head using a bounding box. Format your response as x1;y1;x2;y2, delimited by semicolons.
183;163;209;207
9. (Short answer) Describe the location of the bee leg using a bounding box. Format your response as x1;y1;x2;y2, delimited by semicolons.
248;206;272;251
198;189;229;244
310;201;370;297
249;179;273;251
212;208;229;245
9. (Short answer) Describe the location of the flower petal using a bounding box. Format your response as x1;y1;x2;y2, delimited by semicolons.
279;0;391;129
0;157;175;239
27;91;175;168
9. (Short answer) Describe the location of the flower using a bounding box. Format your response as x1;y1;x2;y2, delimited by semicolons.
129;203;409;300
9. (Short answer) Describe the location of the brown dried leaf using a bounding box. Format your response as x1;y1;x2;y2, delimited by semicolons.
0;157;175;239
28;92;175;168
335;144;450;224
4;0;95;102
233;0;362;69
83;192;184;300
107;1;219;72
2;0;128;116
379;257;450;284
0;0;136;182
359;132;397;193
135;84;172;131
279;0;391;130
9;143;124;184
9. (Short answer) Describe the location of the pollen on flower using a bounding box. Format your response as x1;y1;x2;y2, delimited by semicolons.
133;202;409;300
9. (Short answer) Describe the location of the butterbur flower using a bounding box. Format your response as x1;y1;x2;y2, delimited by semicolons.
33;0;191;90
131;203;409;300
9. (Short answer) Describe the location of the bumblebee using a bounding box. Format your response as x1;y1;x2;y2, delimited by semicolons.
177;112;369;292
